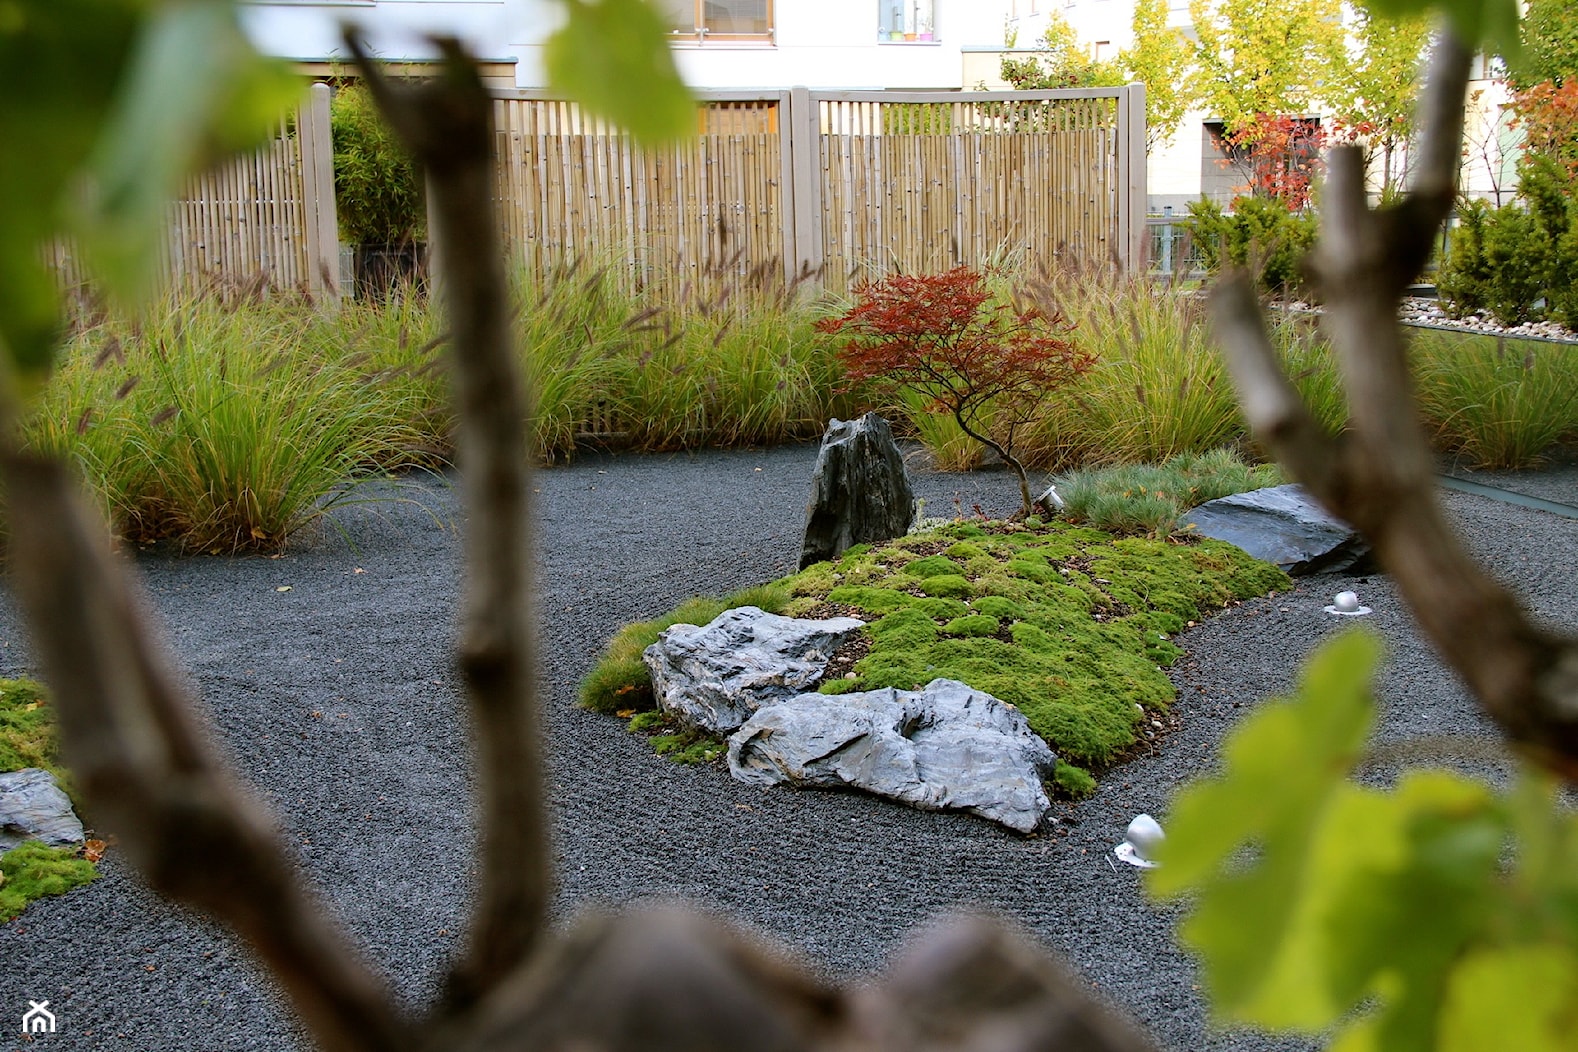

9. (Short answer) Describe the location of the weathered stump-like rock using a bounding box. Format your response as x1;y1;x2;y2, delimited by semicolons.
728;678;1058;834
644;606;866;734
800;413;915;570
1179;484;1372;575
0;768;84;851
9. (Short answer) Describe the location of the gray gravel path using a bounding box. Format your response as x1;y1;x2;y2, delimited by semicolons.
1;444;1572;1052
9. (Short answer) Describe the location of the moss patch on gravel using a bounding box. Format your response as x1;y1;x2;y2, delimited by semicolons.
583;517;1288;793
579;583;791;715
0;841;99;922
1;678;99;920
0;678;73;799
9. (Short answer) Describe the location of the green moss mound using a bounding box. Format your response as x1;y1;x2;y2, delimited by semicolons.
1;678;99;919
627;710;725;764
0;679;71;795
579;583;790;714
588;516;1289;783
0;841;99;921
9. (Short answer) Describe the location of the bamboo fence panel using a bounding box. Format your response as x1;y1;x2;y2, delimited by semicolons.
47;112;319;297
492;94;786;294
817;95;1121;289
44;87;1134;304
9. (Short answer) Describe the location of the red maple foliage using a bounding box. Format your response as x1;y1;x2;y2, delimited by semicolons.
818;267;1094;518
1224;114;1328;210
1512;79;1578;191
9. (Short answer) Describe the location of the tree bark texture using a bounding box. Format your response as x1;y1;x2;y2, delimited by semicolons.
0;32;1163;1052
1211;32;1578;783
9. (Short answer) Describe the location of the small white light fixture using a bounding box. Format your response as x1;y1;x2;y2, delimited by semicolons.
1115;813;1164;869
1324;590;1371;617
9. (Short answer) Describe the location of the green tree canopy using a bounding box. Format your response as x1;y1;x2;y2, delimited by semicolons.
1508;0;1578;90
1000;12;1128;90
1119;0;1196;151
1188;0;1345;136
1325;7;1432;193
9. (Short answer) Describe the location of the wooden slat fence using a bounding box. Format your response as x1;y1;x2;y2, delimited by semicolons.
810;89;1142;285
47;83;338;299
45;83;1145;300
491;85;1146;294
492;90;791;293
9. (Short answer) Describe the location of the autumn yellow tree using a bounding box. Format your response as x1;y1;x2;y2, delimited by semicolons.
1325;7;1433;195
1188;0;1344;137
1119;0;1196;151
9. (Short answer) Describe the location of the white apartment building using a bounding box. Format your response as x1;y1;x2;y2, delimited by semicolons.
992;0;1518;209
240;0;1015;90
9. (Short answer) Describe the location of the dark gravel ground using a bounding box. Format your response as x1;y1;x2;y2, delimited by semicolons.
1;443;1573;1052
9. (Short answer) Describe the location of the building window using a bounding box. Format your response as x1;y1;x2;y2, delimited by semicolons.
664;0;773;42
879;0;936;40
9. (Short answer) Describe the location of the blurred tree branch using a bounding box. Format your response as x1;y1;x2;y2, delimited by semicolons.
1212;30;1578;782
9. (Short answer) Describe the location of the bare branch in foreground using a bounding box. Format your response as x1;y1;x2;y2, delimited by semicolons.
4;33;1166;1051
0;451;409;1052
346;33;552;1010
1214;30;1578;782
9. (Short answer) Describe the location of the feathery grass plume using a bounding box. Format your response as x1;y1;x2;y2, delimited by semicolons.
31;285;412;550
1019;259;1240;467
613;248;843;450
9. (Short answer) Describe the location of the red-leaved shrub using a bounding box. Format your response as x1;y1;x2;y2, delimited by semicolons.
818;267;1094;517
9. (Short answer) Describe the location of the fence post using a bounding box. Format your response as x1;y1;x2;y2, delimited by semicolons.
1121;83;1147;271
786;86;823;283
299;82;341;300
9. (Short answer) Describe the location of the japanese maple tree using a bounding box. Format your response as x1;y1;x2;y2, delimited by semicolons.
1511;79;1578;192
819;267;1094;519
1224;113;1329;210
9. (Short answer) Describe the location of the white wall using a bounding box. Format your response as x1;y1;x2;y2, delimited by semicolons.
241;0;1017;89
239;0;527;63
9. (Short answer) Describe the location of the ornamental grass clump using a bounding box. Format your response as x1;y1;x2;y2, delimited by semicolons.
31;293;410;551
1412;329;1578;468
818;267;1096;517
1055;450;1283;537
1019;262;1241;467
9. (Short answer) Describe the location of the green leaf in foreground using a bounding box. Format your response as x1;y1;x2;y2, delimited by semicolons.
79;0;302;300
1150;628;1578;1050
1361;0;1520;64
545;0;696;146
0;0;141;378
1148;630;1380;1026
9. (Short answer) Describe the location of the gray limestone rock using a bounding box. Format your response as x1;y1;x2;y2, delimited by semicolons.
0;768;84;852
643;606;866;734
800;413;916;569
1179;483;1373;575
728;678;1058;834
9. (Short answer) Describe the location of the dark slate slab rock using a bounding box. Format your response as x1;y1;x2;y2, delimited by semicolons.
1179;483;1373;575
0;768;84;851
644;606;866;734
727;678;1058;834
800;413;916;569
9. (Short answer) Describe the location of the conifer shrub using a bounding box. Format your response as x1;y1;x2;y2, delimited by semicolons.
1185;197;1319;298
